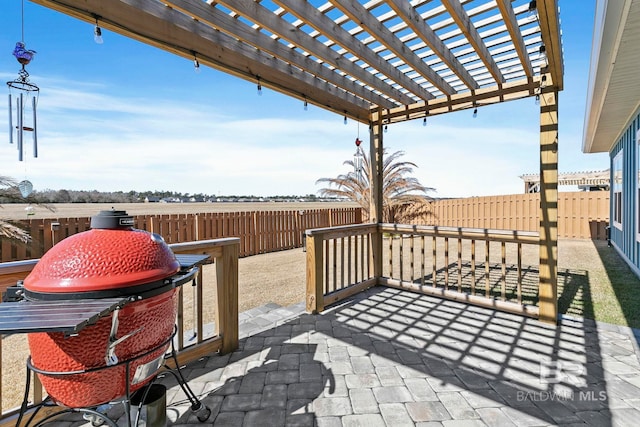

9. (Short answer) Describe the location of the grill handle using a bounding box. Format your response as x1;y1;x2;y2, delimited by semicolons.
105;308;144;366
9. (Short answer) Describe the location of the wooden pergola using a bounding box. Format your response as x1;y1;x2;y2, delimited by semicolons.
30;0;563;323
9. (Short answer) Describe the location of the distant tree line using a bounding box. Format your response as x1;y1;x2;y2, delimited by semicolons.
0;188;323;204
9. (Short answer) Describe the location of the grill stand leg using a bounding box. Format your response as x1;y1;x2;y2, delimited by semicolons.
164;339;211;422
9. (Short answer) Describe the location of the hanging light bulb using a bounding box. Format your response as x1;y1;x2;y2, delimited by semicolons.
528;0;537;15
384;125;388;133
257;77;262;96
94;18;104;44
304;97;308;111
344;114;347;125
538;44;547;67
423;117;427;127
193;54;200;73
472;103;478;118
535;93;540;105
540;75;547;89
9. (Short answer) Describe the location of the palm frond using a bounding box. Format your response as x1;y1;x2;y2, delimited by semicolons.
316;149;435;223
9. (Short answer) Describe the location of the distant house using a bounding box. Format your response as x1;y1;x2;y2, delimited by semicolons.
144;196;161;203
520;170;610;193
583;0;640;275
160;197;180;203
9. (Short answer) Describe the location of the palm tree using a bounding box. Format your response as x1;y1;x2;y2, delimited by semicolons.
0;175;41;244
316;149;434;223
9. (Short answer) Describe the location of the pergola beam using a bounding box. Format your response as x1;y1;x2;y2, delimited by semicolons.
379;78;537;123
537;0;564;90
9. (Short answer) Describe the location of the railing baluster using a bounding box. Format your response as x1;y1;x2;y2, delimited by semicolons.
471;239;476;295
410;235;415;283
399;234;404;283
420;236;425;288
364;233;368;279
353;235;358;284
325;240;330;295
444;237;449;290
333;239;338;293
432;236;437;287
517;242;523;304
347;236;353;286
340;237;345;290
501;241;506;301
485;240;490;298
388;234;393;277
457;238;462;292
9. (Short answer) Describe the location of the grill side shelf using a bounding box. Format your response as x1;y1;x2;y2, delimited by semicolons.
0;298;129;335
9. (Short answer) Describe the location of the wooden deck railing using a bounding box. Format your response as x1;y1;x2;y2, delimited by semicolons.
305;224;378;313
306;223;540;317
0;238;239;425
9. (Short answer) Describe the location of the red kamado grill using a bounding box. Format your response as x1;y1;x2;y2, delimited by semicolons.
0;210;211;423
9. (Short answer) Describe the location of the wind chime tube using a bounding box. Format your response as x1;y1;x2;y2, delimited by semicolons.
18;94;23;161
8;94;13;144
32;96;38;157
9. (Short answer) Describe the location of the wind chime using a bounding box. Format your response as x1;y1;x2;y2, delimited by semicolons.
353;123;365;182
6;0;39;198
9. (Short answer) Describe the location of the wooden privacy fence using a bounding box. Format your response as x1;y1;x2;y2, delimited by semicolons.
420;191;609;240
0;207;362;262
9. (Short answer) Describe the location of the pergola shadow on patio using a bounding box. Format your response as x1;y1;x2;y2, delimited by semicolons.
70;285;638;426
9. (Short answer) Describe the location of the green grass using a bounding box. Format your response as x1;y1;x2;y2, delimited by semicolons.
557;239;640;329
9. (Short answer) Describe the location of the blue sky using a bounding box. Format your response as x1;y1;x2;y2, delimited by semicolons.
0;0;608;198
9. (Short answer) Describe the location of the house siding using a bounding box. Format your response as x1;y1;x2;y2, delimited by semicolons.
610;106;640;274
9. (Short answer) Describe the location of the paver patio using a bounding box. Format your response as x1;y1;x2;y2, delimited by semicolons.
56;285;640;426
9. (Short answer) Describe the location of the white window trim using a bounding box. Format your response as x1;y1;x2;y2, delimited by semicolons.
613;150;623;230
637;129;640;241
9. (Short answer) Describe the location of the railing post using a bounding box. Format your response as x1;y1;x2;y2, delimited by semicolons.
306;232;324;313
216;241;239;353
538;75;558;325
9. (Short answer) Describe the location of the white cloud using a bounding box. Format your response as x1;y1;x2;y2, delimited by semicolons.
0;75;609;198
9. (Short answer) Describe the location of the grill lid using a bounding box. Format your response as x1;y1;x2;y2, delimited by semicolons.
23;210;180;296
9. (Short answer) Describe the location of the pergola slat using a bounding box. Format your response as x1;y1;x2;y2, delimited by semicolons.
215;0;413;106
496;0;534;80
329;0;456;96
386;0;479;91
272;0;435;102
441;0;505;86
165;0;397;110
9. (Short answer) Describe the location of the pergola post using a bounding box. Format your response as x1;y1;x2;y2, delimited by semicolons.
538;73;558;324
369;108;384;280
